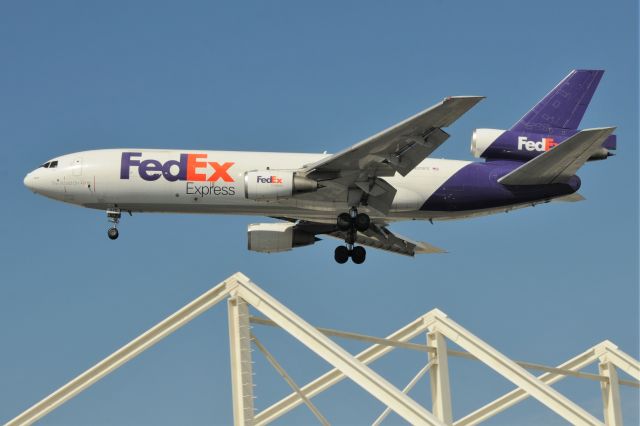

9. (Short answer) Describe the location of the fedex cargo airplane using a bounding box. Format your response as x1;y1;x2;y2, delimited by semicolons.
24;70;616;264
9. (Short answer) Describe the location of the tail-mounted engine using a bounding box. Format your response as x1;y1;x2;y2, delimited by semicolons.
471;128;616;162
244;170;318;201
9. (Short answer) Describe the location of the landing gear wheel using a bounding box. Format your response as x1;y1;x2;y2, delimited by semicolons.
337;213;352;231
107;227;119;240
334;246;349;264
354;213;370;232
351;246;366;264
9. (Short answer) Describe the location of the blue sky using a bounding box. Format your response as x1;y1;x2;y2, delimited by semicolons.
1;1;637;424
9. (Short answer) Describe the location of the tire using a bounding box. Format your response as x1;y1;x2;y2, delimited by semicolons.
334;246;349;264
107;227;119;240
354;213;370;232
337;213;352;231
351;246;366;264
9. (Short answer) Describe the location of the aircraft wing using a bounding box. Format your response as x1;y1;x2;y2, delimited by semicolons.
301;96;484;182
294;220;445;257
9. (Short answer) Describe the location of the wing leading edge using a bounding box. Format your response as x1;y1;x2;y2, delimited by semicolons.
296;96;483;215
302;96;484;181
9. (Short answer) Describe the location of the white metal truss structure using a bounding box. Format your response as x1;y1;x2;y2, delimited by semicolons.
7;272;639;426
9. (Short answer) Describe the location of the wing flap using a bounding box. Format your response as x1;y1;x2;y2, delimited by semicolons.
498;127;615;186
291;219;445;257
329;224;446;257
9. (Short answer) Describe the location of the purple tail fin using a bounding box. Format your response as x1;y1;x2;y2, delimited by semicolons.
510;70;604;133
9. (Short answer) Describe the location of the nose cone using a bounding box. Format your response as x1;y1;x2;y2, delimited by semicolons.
24;171;40;192
24;172;33;190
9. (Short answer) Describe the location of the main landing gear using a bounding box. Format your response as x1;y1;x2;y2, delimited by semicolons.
334;208;369;264
334;245;366;264
107;208;121;240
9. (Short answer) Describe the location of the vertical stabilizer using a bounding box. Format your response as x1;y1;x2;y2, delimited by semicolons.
510;70;604;133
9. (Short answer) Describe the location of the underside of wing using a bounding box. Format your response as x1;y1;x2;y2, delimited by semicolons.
293;220;445;257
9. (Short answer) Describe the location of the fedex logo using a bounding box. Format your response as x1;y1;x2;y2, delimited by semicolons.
120;152;234;182
256;175;283;184
517;136;558;152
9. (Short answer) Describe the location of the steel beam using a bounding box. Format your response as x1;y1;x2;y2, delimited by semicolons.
428;331;452;424
599;361;623;426
7;275;238;426
254;312;436;425
228;296;255;425
599;340;640;381
235;277;445;426
425;310;603;426
252;317;639;386
455;341;604;425
251;334;330;426
372;359;435;426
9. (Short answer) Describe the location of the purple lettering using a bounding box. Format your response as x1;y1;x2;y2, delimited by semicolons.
162;154;187;182
139;159;163;181
120;152;142;179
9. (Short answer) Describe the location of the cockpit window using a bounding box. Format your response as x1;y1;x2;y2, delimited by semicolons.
40;160;58;168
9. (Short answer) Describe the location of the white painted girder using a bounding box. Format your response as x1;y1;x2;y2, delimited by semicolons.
228;296;255;425
254;312;438;425
235;275;445;426
598;340;640;381
429;331;453;424
251;334;330;426
372;359;436;426
599;361;623;426
424;309;604;426
454;341;607;425
6;276;237;426
7;274;637;426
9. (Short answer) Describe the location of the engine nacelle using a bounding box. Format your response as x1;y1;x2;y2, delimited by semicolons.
244;170;318;200
247;222;317;253
471;128;616;161
470;128;506;158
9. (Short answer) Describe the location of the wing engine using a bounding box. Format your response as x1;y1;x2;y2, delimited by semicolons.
247;222;318;253
244;171;318;200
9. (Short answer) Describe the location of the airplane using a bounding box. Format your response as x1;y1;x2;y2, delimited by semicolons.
24;69;616;264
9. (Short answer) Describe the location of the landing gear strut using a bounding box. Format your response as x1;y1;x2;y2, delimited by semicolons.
107;208;121;240
334;207;369;264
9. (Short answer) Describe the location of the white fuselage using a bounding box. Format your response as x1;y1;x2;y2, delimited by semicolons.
23;148;513;223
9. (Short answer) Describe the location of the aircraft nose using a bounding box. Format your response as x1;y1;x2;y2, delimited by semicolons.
24;171;38;192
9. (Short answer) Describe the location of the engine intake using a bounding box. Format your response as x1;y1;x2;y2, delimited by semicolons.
470;128;506;158
244;170;318;200
247;222;317;253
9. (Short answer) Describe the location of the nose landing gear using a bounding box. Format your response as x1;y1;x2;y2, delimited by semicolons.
107;208;121;240
334;207;369;264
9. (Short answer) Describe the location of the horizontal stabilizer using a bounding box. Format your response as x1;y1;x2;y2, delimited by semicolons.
498;127;616;186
